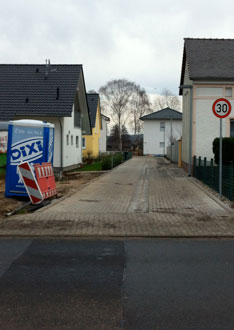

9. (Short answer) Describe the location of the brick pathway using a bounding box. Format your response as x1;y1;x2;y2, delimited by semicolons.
1;157;234;237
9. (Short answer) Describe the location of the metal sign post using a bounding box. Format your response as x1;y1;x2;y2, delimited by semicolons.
212;98;232;198
219;118;222;197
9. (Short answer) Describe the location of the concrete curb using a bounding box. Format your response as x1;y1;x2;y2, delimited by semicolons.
1;234;234;239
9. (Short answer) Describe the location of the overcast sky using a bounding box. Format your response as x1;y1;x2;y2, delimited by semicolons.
1;0;234;96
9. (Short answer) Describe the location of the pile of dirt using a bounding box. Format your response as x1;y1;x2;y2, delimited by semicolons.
0;172;103;220
56;172;103;196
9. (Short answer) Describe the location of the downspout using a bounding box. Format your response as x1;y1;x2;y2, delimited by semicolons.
59;118;63;171
188;88;193;177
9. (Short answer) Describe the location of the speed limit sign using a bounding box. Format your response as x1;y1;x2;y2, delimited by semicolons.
212;98;232;118
212;97;232;198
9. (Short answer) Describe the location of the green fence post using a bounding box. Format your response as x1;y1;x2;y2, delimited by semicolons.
193;156;197;177
210;158;214;190
204;157;207;184
197;156;201;180
229;162;234;201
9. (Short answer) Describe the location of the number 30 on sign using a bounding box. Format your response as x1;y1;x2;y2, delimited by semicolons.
212;98;232;119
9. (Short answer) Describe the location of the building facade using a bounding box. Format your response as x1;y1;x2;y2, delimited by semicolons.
99;114;110;154
140;108;182;156
180;38;234;170
82;93;101;159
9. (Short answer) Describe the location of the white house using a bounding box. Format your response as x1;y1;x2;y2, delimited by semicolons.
140;108;182;156
180;38;234;171
99;114;110;153
0;62;91;170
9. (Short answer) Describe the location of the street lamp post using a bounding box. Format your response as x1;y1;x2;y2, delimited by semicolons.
179;84;193;176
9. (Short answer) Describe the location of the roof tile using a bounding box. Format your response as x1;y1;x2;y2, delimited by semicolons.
140;108;182;120
0;64;82;120
184;38;234;80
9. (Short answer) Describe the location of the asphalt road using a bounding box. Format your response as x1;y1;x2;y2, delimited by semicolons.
1;239;234;330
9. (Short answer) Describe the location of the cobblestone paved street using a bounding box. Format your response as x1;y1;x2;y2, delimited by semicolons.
1;157;234;237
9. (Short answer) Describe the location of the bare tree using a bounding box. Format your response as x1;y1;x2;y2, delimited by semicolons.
99;79;136;150
153;88;181;111
109;124;120;150
129;85;151;134
108;124;131;150
166;125;182;146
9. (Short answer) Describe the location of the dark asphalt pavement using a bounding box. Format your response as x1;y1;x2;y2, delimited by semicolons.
1;239;234;330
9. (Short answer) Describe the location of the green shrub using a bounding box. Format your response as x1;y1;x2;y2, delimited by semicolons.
101;155;112;170
113;153;123;166
213;137;234;164
0;153;7;168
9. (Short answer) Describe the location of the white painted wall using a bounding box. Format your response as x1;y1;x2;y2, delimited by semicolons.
143;119;182;155
194;96;234;160
99;117;108;153
182;62;234;165
63;105;82;167
14;108;82;169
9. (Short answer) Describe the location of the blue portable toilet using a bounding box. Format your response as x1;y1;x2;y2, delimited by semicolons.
5;120;54;197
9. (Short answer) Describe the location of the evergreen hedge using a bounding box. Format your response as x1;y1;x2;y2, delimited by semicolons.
213;137;234;164
101;152;123;170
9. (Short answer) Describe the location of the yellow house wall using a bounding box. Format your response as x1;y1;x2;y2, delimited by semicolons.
82;102;101;158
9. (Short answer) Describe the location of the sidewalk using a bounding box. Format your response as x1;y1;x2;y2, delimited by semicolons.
1;157;234;237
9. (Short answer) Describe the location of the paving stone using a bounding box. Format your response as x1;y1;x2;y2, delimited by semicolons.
1;157;234;237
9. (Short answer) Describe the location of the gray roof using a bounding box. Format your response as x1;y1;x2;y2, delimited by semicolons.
0;64;82;120
87;93;99;128
180;38;234;94
140;108;182;121
101;114;110;122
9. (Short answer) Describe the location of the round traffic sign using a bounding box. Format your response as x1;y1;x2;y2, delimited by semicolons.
212;98;232;118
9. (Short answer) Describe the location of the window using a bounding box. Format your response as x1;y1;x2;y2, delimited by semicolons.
71;135;73;145
225;87;232;97
230;120;234;137
82;137;86;149
76;136;79;148
160;142;165;148
160;122;165;131
66;135;69;146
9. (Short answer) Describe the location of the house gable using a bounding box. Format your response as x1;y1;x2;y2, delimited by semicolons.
77;69;92;135
82;93;101;158
87;93;99;128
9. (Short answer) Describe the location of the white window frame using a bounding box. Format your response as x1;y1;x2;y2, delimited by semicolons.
160;122;165;131
82;137;86;149
225;87;232;97
76;136;79;148
160;142;165;148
